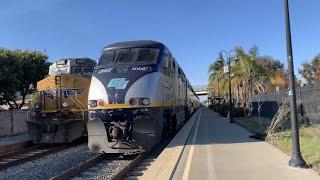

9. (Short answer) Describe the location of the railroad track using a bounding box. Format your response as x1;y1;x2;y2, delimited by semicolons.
51;138;172;180
123;139;172;180
50;153;145;180
0;144;67;171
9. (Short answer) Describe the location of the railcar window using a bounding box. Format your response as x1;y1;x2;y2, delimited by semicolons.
137;49;159;64
116;49;137;64
99;51;115;66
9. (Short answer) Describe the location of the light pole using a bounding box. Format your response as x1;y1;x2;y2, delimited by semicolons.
217;76;220;110
284;0;308;168
218;50;238;123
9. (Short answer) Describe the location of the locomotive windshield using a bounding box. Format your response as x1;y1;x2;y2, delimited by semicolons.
49;60;95;76
99;51;115;66
137;49;158;63
116;49;137;64
98;48;159;66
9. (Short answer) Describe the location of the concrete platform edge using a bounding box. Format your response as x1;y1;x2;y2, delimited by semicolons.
139;109;200;180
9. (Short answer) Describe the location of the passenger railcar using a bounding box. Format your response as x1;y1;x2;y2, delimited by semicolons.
87;40;199;153
26;58;96;143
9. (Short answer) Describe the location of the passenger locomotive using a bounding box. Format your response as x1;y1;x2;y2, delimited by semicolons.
87;40;199;153
26;58;96;143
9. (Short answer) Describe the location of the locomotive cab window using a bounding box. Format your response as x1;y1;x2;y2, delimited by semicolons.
137;49;159;64
116;49;137;64
98;50;115;66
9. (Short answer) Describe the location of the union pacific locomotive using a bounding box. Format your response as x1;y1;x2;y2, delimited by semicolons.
87;41;199;153
26;58;96;143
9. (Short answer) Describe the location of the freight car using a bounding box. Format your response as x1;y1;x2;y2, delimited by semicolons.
87;40;199;153
26;58;96;143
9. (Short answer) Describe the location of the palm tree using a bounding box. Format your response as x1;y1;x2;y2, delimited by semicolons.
209;46;287;108
299;54;320;84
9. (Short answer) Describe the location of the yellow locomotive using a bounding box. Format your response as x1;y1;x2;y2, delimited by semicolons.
26;58;96;143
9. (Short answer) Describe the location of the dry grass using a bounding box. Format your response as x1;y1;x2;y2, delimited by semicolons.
235;115;320;173
268;126;320;172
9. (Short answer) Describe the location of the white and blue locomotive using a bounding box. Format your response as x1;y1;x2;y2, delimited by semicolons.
87;40;199;153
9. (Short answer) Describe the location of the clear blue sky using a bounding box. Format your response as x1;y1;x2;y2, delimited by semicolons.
1;0;320;85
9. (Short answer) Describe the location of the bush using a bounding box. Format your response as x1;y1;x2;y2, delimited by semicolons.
232;107;246;117
217;103;228;117
215;103;247;118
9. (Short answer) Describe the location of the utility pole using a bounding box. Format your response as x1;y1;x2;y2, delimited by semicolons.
284;0;308;168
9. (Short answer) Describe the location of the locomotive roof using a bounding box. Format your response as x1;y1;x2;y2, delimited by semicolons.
58;57;96;63
55;57;96;66
103;40;165;50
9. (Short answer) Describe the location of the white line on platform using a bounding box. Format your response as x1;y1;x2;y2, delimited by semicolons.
182;109;202;180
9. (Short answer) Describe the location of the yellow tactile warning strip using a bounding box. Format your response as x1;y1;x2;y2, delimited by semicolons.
182;110;202;180
139;109;201;180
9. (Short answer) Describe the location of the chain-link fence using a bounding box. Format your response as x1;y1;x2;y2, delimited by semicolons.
250;85;320;125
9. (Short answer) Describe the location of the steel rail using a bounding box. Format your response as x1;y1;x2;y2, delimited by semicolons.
110;152;146;180
50;153;107;180
0;145;67;171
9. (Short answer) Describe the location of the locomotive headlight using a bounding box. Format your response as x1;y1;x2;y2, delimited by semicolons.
62;102;69;108
88;100;97;108
89;99;105;108
141;98;150;106
129;98;150;106
129;98;138;106
97;99;105;107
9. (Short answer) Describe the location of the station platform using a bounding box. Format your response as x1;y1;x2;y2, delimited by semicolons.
140;108;319;180
0;134;32;156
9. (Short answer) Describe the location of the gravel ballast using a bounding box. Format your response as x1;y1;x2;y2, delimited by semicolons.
0;144;98;180
73;159;131;180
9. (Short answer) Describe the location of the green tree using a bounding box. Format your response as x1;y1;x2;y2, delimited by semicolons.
0;49;20;107
0;48;50;109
